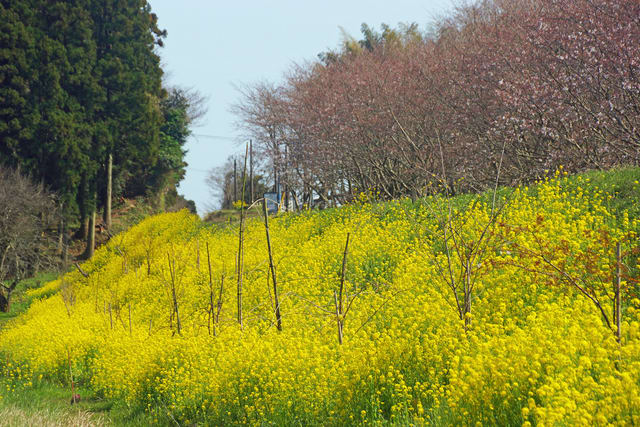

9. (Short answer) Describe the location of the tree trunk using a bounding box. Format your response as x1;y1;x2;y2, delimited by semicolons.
84;209;96;259
0;293;9;313
76;173;89;239
284;183;289;212
104;153;112;230
157;189;166;213
77;216;89;240
57;217;64;254
62;220;69;268
0;279;18;313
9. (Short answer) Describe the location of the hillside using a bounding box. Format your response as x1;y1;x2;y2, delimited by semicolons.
1;168;639;425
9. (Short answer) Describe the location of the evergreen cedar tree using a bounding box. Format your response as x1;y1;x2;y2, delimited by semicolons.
0;1;192;235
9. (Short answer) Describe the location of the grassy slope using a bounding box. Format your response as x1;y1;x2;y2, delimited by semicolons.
1;167;638;425
562;167;640;218
0;273;57;332
204;205;263;226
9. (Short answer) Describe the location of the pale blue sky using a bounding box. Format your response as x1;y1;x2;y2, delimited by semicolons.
148;0;453;214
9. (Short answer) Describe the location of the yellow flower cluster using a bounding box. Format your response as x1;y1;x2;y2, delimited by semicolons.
1;175;639;425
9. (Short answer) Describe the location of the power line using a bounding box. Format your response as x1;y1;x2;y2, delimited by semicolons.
192;133;240;141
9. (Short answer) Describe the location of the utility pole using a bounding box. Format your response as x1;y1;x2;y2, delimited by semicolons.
250;140;254;204
284;145;289;212
233;158;237;206
105;153;112;229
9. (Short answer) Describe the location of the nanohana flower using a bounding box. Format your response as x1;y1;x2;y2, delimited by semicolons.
1;176;639;425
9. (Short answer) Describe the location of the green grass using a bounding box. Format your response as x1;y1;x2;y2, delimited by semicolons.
0;272;58;331
560;166;640;218
108;197;157;237
0;381;163;426
204;206;263;226
203;168;640;230
420;166;640;222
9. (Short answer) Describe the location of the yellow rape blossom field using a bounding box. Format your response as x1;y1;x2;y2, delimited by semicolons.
1;172;640;425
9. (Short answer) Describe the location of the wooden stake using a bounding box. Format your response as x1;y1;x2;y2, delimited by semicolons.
206;242;215;336
334;233;350;345
339;233;350;318
167;253;182;335
334;290;343;345
216;274;224;328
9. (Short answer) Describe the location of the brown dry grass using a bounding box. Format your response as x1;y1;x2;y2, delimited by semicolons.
0;405;107;427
